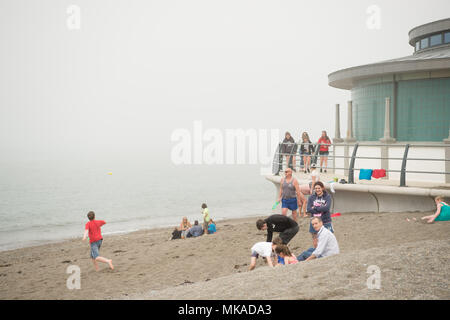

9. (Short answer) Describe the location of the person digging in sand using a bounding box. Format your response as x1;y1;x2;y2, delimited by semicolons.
248;241;278;271
421;196;450;223
83;211;114;271
256;214;299;245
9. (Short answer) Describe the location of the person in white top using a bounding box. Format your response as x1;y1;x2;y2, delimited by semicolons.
305;217;339;261
249;241;277;271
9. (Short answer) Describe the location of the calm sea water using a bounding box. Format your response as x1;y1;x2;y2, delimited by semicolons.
0;161;274;251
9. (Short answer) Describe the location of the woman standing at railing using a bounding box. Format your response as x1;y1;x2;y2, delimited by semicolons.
300;132;314;174
317;130;331;173
281;132;297;171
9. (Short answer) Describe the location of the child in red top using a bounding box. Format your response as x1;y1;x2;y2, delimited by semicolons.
317;131;331;173
83;211;114;271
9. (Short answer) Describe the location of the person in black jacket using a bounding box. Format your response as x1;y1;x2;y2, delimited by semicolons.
256;214;299;244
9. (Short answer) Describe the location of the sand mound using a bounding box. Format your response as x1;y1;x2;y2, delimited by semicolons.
133;239;450;300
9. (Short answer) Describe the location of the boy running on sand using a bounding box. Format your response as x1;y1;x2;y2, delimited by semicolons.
82;211;114;271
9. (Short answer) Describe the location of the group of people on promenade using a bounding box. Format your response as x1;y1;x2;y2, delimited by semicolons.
281;130;332;174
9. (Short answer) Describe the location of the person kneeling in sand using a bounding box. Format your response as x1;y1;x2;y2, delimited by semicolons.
249;241;278;271
82;211;114;271
304;217;339;262
421;196;450;223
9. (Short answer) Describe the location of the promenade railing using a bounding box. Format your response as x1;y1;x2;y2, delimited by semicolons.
273;142;450;187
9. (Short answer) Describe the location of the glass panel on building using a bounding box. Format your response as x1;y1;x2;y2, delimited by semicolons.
445;32;450;43
420;37;429;48
415;41;420;51
430;34;442;46
397;78;450;142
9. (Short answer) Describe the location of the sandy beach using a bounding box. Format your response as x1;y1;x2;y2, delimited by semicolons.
0;211;449;300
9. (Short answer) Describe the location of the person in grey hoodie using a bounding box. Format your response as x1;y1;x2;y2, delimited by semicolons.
307;181;333;234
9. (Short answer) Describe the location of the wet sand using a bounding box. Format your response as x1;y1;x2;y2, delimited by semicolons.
0;211;449;300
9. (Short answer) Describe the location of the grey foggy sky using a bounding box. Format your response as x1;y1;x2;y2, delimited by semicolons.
1;0;449;166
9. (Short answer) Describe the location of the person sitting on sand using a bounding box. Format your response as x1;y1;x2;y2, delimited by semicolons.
275;244;298;265
171;228;182;240
256;214;299;245
179;217;192;239
249;241;278;271
421;196;450;223
186;220;204;238
297;234;318;261
304;217;339;261
82;211;114;271
207;219;216;234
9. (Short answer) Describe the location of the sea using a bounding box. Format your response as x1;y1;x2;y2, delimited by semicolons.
0;160;274;251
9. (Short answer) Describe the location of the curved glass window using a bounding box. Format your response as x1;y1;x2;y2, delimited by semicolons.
351;79;450;142
397;78;450;141
415;31;450;52
445;32;450;44
351;83;394;141
430;34;442;46
420;37;429;49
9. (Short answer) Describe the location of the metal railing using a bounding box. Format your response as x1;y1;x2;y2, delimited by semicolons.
273;142;450;187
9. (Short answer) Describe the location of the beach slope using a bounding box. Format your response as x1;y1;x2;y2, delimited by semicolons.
0;211;449;300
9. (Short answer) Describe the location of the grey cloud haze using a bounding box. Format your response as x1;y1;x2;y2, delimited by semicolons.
1;0;449;165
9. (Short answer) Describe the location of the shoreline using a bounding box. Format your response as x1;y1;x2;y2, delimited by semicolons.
1;211;449;300
0;213;265;253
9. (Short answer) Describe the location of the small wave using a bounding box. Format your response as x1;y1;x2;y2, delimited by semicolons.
103;229;139;235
